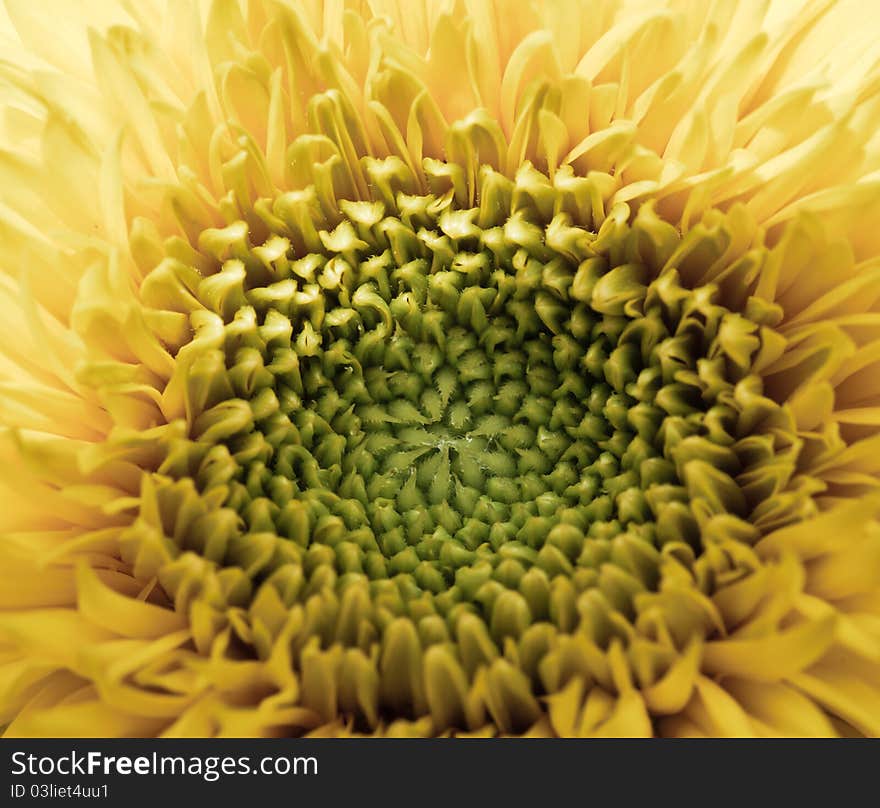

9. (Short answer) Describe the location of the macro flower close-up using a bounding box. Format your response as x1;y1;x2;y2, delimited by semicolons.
2;0;880;738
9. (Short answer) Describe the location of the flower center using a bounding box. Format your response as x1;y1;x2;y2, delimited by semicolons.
124;160;816;731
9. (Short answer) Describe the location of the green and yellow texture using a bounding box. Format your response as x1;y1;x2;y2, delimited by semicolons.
2;0;880;737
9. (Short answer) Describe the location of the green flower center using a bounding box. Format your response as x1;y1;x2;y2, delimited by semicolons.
124;159;816;732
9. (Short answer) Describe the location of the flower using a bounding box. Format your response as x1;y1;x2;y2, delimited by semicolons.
1;0;880;738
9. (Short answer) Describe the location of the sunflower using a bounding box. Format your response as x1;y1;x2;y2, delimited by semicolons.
1;0;880;738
